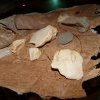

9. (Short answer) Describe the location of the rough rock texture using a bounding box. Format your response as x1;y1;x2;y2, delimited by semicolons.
0;26;16;49
58;14;90;32
0;4;100;99
0;15;16;31
15;13;48;30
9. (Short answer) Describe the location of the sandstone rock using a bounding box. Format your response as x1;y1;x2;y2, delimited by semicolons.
58;14;90;32
15;14;48;30
0;27;16;49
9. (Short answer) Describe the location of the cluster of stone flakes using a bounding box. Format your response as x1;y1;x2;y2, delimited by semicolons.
0;4;100;99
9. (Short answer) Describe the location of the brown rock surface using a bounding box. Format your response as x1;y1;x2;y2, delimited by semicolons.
0;4;100;99
15;13;48;30
0;26;16;49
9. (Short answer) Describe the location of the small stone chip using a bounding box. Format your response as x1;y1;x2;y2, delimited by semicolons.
29;47;41;61
58;32;74;45
10;39;26;53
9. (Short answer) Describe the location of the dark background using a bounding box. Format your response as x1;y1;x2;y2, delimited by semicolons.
0;0;100;18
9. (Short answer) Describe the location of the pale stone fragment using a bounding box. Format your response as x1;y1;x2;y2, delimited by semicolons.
29;25;58;47
29;47;41;61
51;49;83;80
10;39;26;53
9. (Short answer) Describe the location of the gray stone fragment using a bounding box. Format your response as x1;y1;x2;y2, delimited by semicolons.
58;14;90;32
0;27;16;49
58;32;74;45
